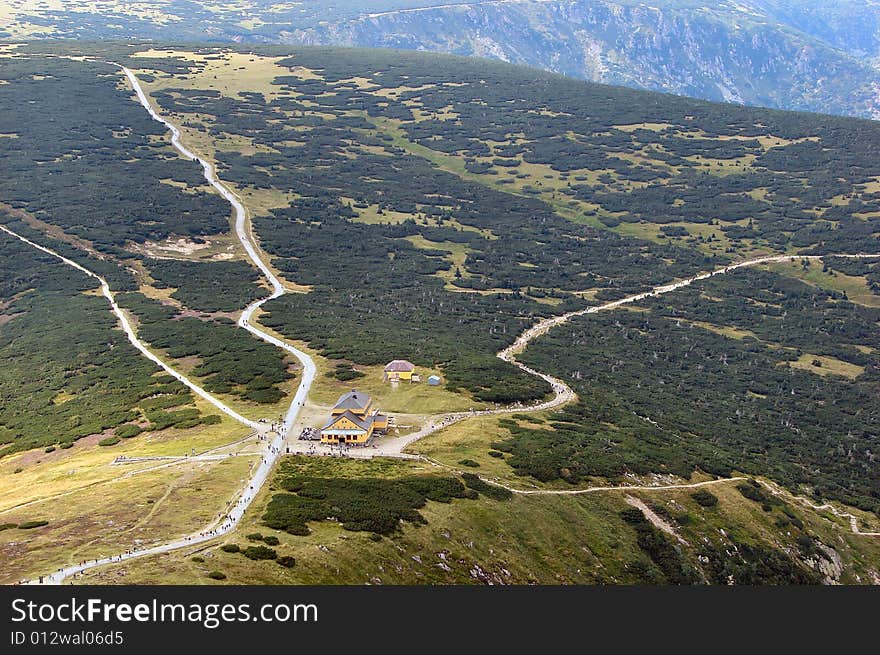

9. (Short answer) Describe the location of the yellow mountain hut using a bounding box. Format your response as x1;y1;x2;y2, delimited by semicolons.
384;359;416;382
320;390;388;445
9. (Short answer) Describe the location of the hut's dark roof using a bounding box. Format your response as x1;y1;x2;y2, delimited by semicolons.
333;390;371;411
384;360;415;372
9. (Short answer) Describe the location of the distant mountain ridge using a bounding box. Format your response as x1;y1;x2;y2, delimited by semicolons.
2;0;879;118
291;0;880;119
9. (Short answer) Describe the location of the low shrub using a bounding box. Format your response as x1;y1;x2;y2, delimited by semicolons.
116;424;143;439
511;414;544;423
276;556;296;568
458;459;480;468
243;387;284;404
0;523;17;531
461;473;512;501
619;509;699;584
699;541;821;584
263;535;280;546
782;506;805;530
691;489;719;508
327;364;365;381
246;533;264;542
18;520;49;530
207;571;226;580
263;473;470;536
44;446;56;453
487;451;504;458
620;507;646;525
243;545;277;561
98;436;121;447
736;481;779;509
660;225;689;237
191;556;205;563
219;544;240;553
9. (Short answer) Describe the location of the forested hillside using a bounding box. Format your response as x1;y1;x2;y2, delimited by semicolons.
0;51;291;455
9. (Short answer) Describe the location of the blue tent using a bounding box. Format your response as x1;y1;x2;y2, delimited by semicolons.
427;375;442;386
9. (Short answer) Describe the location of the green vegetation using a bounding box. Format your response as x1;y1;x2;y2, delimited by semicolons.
737;480;783;511
513;270;880;513
8;3;880;124
72;456;880;585
147;259;264;312
115;425;144;439
691;490;719;508
620;508;700;584
207;571;226;580
699;541;821;585
242;545;277;561
0;232;207;456
825;257;880;297
3;45;880;584
240;532;280;547
325;362;366;382
0;56;228;254
138;49;723;404
118;292;292;405
129;45;877;414
0;52;240;457
263;47;878;254
461;473;513;501
17;520;49;530
263;456;471;535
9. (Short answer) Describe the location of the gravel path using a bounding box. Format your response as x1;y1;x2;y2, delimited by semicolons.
388;252;880;454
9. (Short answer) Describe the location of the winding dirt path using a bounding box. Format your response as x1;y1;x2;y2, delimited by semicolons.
0;225;259;430
389;252;880;454
762;480;880;537
479;475;749;496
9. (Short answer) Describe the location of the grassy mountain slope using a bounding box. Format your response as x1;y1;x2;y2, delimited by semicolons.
73;456;880;585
